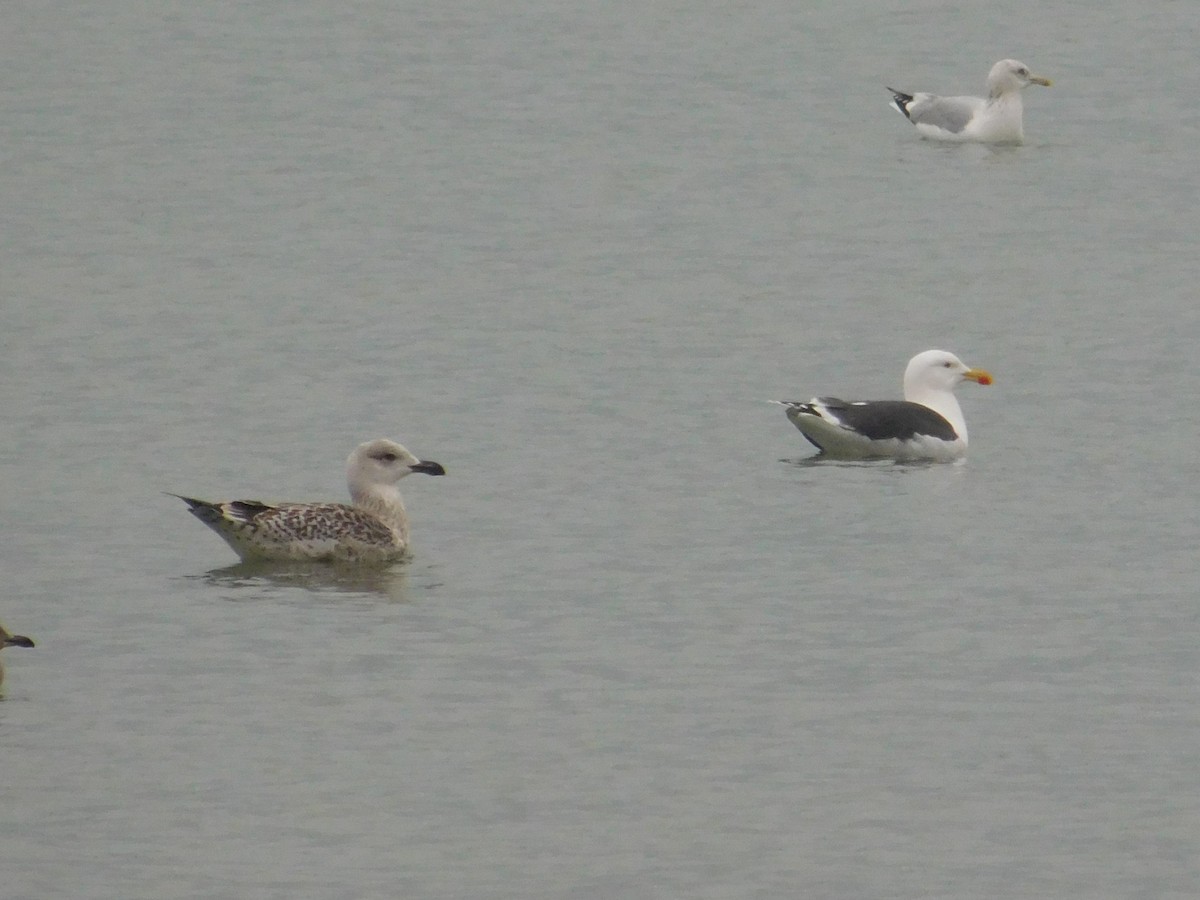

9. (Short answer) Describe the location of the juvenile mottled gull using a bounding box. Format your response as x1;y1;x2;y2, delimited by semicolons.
888;59;1051;144
0;622;35;691
173;438;446;563
778;350;993;461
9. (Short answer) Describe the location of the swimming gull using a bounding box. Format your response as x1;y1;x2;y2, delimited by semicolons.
0;622;35;691
778;350;993;461
173;438;446;563
888;59;1051;144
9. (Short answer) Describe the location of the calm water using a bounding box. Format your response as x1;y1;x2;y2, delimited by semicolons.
4;1;1200;897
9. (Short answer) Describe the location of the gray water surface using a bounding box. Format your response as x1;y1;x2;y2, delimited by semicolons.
4;1;1200;897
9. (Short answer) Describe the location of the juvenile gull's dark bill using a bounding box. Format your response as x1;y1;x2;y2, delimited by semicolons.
778;350;992;461
172;438;445;564
888;59;1051;144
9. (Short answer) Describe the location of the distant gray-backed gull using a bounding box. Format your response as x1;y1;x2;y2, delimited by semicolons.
173;438;445;563
888;59;1051;144
0;622;35;691
779;350;993;461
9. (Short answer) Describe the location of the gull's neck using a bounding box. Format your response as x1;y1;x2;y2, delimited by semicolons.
349;481;409;540
905;386;968;444
980;91;1024;142
987;87;1024;108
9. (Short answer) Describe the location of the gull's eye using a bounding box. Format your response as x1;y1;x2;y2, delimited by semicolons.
943;361;954;368
377;452;398;463
1018;67;1028;76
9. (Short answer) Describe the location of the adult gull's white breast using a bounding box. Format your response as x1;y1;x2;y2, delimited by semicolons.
888;59;1051;144
172;438;446;563
779;350;993;461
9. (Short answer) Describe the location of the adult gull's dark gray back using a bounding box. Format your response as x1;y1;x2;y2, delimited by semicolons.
779;350;993;461
888;59;1051;144
172;438;446;563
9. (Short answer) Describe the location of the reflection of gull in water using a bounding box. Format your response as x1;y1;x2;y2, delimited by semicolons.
888;59;1051;144
0;622;35;691
172;439;445;564
194;560;419;603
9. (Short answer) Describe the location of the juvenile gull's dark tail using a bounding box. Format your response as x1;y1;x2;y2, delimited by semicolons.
165;493;240;526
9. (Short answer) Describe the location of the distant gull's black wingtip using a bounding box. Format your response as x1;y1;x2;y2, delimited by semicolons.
886;87;914;119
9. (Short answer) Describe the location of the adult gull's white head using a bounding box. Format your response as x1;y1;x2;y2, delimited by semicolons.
986;59;1053;98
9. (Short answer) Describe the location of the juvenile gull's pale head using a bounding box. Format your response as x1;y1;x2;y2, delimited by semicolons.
346;439;446;494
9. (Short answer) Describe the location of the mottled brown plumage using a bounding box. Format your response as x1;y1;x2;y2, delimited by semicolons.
173;438;445;564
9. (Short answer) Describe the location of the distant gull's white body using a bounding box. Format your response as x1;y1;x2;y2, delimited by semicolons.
888;59;1051;144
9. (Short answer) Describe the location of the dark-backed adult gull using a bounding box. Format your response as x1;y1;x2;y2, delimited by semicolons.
0;622;35;691
779;350;993;461
172;438;446;563
888;59;1051;144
